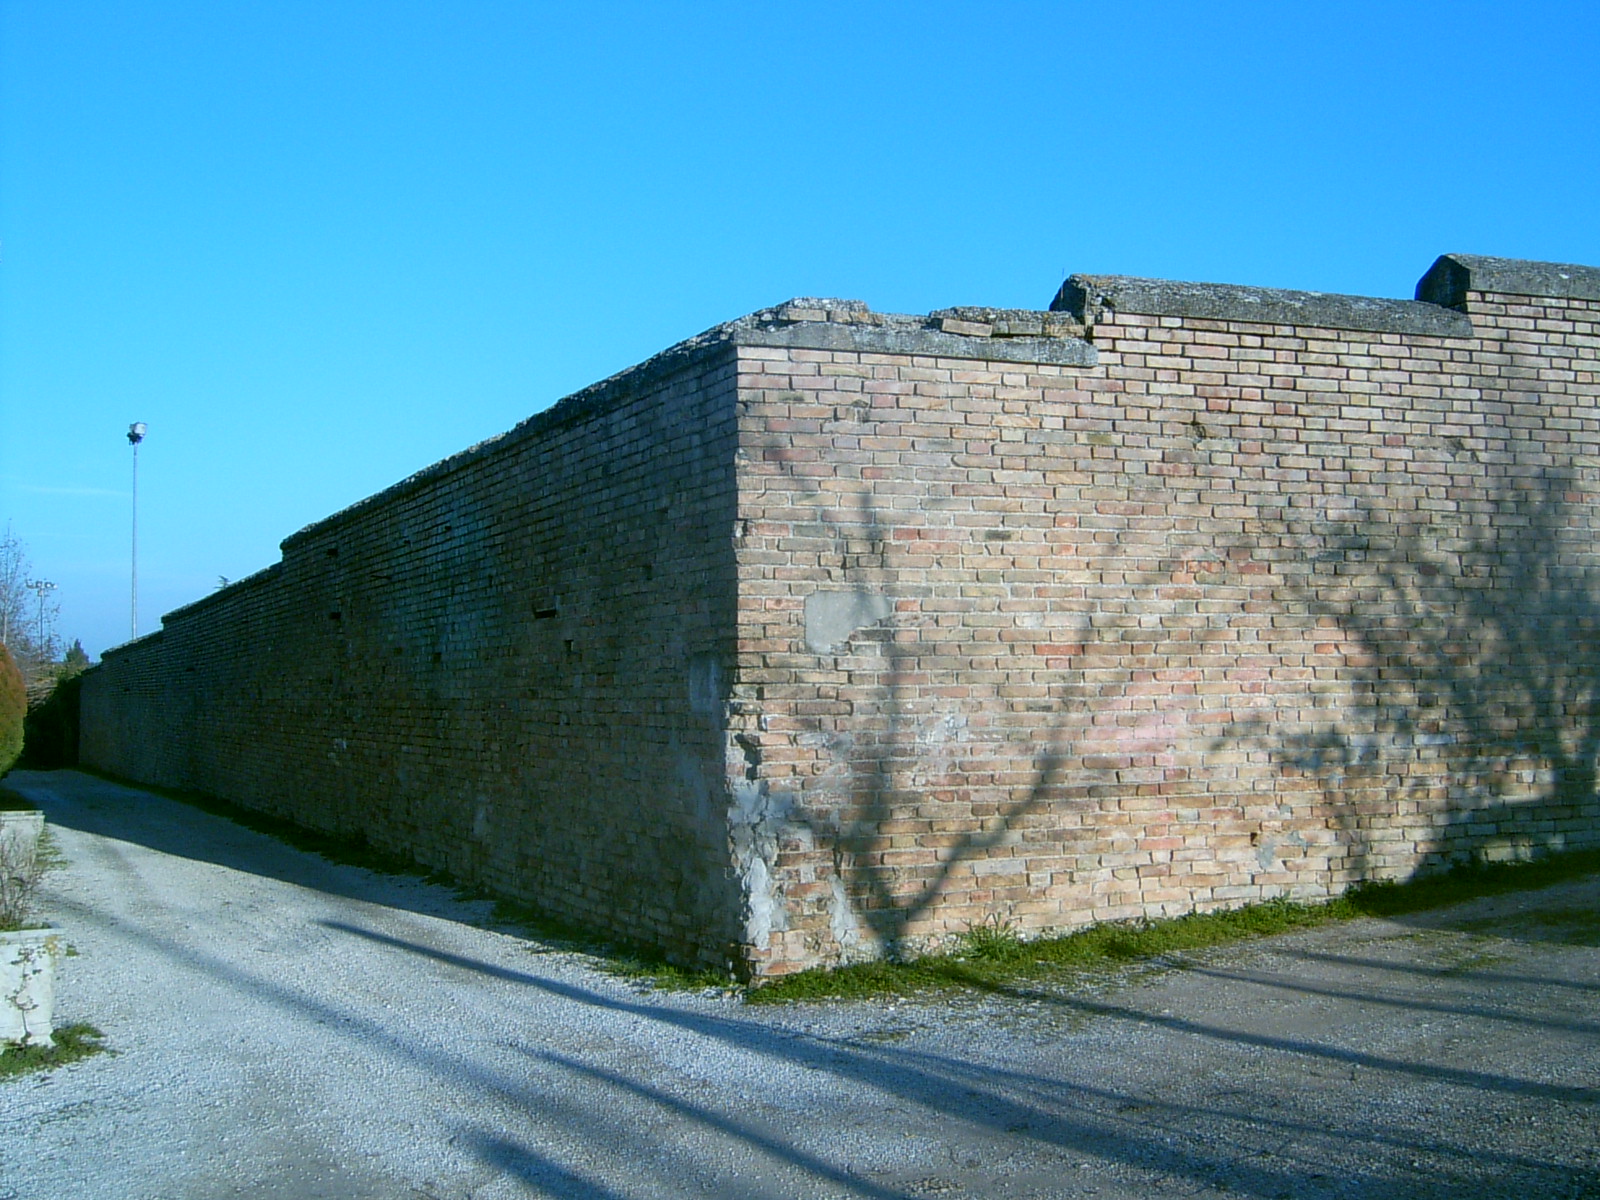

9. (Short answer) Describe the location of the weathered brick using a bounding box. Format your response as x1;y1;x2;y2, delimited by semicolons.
82;259;1600;977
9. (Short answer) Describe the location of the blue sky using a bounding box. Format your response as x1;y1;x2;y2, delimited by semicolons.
2;1;1597;659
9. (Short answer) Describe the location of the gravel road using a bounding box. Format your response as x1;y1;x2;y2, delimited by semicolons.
2;769;1597;1199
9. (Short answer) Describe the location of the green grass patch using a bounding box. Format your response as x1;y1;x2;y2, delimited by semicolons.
596;953;734;991
34;825;67;873
1337;848;1600;917
0;1024;108;1080
749;847;1600;1004
1458;905;1600;946
748;898;1339;1005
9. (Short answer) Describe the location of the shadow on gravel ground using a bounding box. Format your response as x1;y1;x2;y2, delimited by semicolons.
3;768;1598;1200
326;914;1600;1199
20;768;498;927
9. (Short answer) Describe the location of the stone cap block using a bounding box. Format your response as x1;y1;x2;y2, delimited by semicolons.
765;298;885;325
927;307;1087;340
732;301;1097;366
1415;254;1600;306
729;318;1098;366
1051;274;1473;338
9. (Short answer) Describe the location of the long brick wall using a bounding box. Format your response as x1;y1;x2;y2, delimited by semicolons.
81;254;1600;977
82;342;749;964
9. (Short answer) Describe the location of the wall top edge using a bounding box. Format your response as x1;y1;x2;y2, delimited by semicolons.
727;307;1098;366
278;299;1096;552
160;561;285;628
97;627;165;662
279;327;741;553
1416;254;1600;306
1051;274;1475;339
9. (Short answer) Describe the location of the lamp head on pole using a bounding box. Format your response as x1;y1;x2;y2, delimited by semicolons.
128;422;147;446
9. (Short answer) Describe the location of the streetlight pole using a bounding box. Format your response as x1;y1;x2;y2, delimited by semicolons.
25;578;55;662
128;422;147;639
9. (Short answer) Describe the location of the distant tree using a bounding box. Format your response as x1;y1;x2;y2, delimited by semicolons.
0;525;30;652
62;640;90;674
0;525;61;684
0;641;24;776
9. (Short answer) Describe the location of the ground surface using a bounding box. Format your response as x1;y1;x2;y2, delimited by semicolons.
1;769;1597;1200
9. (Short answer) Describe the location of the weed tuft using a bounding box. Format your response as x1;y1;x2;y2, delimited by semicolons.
957;913;1025;962
0;1024;108;1080
600;954;732;992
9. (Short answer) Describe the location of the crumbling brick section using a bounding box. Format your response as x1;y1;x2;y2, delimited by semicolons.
81;255;1600;977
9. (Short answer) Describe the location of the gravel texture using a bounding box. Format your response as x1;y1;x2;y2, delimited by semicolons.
2;769;1598;1199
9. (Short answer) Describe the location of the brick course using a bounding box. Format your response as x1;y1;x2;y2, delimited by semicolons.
81;256;1600;976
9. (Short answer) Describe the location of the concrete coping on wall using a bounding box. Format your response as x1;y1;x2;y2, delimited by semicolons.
1051;274;1475;339
726;300;1098;367
99;560;287;658
275;300;1098;555
96;627;163;663
155;562;285;632
1415;254;1600;307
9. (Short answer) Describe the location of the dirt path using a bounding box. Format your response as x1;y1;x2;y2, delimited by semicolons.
2;769;1597;1199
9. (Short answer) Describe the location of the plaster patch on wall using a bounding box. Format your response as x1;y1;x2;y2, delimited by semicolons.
673;745;722;827
829;876;864;956
1254;830;1308;873
804;589;894;654
687;651;724;717
728;777;791;947
1081;696;1192;758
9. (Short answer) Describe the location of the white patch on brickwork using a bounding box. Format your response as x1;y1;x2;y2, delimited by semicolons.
728;778;790;947
803;589;893;654
909;712;970;787
673;748;721;827
687;652;723;717
829;876;863;953
741;853;779;946
1256;833;1296;872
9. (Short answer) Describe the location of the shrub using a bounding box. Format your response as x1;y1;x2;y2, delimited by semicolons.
0;823;43;930
0;644;23;777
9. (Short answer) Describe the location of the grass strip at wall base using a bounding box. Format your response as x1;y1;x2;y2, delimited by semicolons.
43;770;1600;1004
747;848;1600;1005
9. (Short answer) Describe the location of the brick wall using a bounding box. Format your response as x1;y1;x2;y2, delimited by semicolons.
83;343;748;966
726;257;1600;974
81;255;1600;977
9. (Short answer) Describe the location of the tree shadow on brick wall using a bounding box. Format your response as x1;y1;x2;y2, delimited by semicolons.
1225;465;1600;879
826;612;1079;957
752;470;1084;960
